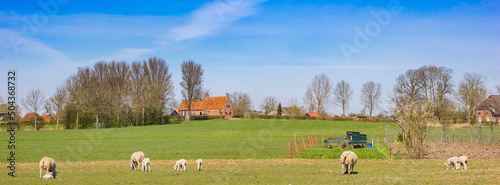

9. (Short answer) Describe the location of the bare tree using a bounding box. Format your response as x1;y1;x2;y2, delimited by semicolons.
65;70;85;129
260;96;278;115
143;57;175;124
360;81;382;117
287;98;305;117
392;97;434;159
333;80;353;117
46;86;67;130
84;62;113;129
456;73;488;142
303;73;333;116
180;61;204;115
21;88;45;130
417;66;454;142
131;61;146;126
230;92;252;115
107;61;130;127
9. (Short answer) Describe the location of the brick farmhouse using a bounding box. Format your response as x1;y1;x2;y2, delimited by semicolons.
178;93;233;119
476;95;500;124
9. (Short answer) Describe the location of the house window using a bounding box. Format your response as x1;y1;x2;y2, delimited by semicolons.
199;111;202;115
478;112;481;115
486;116;490;122
478;117;482;123
226;105;230;108
486;112;489;115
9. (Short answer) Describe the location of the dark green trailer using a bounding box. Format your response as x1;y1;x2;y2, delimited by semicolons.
324;131;368;149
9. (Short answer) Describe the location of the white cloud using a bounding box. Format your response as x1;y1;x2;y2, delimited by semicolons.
163;0;267;42
82;47;158;64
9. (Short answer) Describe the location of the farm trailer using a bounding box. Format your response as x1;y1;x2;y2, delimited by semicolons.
323;131;368;149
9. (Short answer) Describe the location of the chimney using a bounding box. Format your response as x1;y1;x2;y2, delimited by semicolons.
205;93;209;100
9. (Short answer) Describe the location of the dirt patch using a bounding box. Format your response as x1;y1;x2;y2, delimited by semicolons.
388;142;500;159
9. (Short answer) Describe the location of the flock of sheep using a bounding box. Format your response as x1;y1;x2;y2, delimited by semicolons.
339;151;470;175
129;151;203;173
39;151;204;180
38;151;469;179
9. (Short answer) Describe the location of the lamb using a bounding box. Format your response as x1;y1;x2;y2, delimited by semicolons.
196;159;203;171
444;156;459;170
340;151;357;175
42;173;54;179
39;157;57;179
457;155;468;170
142;158;151;172
130;151;145;171
174;159;187;171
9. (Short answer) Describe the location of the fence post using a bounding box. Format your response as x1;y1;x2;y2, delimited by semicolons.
289;142;292;159
309;136;313;148
385;128;387;144
302;137;307;150
453;127;455;143
294;134;298;152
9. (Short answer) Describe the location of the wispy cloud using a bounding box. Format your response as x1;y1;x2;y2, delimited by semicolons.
82;47;159;64
161;0;267;43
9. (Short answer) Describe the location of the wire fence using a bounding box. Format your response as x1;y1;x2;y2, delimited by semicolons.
289;126;500;158
288;135;324;158
384;126;500;143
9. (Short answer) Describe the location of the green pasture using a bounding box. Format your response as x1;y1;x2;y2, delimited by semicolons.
2;159;499;184
1;119;400;163
1;119;499;163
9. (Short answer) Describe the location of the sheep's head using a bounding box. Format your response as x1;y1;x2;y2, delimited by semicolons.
130;162;136;171
444;163;449;169
173;164;178;171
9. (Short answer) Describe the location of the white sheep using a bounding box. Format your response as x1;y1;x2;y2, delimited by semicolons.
196;159;203;171
457;155;468;170
174;159;187;171
142;158;151;172
130;151;145;171
444;156;459;170
42;173;54;179
340;151;357;175
39;157;57;179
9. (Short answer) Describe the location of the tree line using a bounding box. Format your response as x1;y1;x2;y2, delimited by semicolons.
3;62;499;132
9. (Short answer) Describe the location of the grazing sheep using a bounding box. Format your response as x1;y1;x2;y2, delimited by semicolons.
174;159;187;171
457;156;468;170
444;156;459;170
142;158;151;172
196;159;203;171
340;151;357;175
130;151;145;171
39;157;57;179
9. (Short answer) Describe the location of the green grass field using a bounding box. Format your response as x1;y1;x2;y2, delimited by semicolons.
3;159;500;184
1;119;499;184
1;119;402;163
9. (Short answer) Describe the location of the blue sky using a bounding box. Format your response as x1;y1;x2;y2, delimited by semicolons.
1;0;499;116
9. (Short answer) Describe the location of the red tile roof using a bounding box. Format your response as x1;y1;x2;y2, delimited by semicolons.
41;114;56;122
178;100;205;111
305;112;319;117
203;96;227;110
21;112;41;122
178;95;228;111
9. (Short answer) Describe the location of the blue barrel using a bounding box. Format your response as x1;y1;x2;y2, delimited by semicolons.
367;143;372;148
